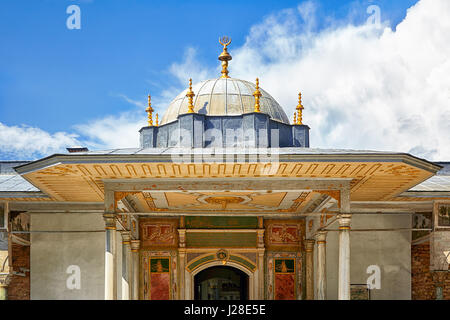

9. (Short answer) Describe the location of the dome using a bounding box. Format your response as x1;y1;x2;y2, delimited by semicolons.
160;78;290;125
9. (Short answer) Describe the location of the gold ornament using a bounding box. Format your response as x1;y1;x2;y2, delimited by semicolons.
146;94;154;126
296;92;304;125
218;36;232;78
253;78;262;113
186;78;195;113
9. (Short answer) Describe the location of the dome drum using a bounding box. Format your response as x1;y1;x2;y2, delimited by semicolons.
140;111;309;149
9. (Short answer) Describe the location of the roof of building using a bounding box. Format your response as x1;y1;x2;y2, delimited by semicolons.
160;78;290;125
409;162;450;191
0;161;39;192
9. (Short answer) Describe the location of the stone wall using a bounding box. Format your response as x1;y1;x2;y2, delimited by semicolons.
30;213;105;299
411;241;450;300
8;244;30;300
323;214;412;300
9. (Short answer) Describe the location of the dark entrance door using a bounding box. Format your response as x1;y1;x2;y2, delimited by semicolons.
194;266;249;300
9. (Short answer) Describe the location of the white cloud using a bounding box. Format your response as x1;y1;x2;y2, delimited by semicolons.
74;110;146;150
0;122;81;159
169;0;450;160
169;47;215;85
2;0;449;162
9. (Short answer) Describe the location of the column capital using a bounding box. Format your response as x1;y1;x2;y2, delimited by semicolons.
305;239;315;252
120;231;131;244
316;230;328;244
103;213;117;230
337;214;352;230
130;239;141;252
0;273;11;287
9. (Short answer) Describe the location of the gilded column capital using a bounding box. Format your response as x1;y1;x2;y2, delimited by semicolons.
337;214;352;230
257;229;265;249
316;230;328;244
130;239;141;253
305;239;315;252
178;229;186;248
120;231;131;245
103;213;117;230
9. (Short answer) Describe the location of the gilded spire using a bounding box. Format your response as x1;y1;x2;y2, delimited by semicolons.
146;94;154;126
293;112;297;124
218;36;232;78
253;78;262;113
296;92;304;125
186;78;195;113
155;113;159;126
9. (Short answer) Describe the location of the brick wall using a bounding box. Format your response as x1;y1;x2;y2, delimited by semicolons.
411;242;450;300
8;244;30;300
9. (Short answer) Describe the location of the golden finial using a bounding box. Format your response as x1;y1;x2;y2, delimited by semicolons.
253;78;262;113
218;36;232;78
146;94;154;126
296;92;304;125
155;113;159;126
293;112;297;124
186;78;195;113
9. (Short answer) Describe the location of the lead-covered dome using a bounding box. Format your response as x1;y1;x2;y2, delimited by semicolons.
160;78;290;125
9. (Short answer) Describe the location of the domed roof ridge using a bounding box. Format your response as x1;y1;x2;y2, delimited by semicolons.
160;77;289;125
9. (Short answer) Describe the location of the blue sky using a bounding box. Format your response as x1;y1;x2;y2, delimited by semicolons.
3;0;450;161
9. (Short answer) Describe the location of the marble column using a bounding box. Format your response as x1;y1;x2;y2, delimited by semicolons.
0;274;11;300
178;227;186;300
131;239;140;300
257;222;265;300
121;231;132;300
103;213;117;300
305;239;315;300
337;214;351;300
315;231;327;300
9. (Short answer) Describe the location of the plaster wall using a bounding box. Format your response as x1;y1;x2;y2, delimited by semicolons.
324;214;412;300
30;213;105;299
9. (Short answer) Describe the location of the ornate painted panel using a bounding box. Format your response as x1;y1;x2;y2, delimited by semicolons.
140;218;178;248
264;219;305;251
266;252;303;300
274;258;295;300
435;202;450;228
185;216;258;229
141;251;177;300
185;232;257;248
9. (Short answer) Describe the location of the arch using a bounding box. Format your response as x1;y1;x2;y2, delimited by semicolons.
194;265;249;300
186;260;256;300
186;253;256;273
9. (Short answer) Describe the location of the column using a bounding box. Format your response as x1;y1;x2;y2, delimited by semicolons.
257;220;265;300
130;239;140;300
337;214;351;300
178;227;186;300
121;231;132;300
315;230;327;300
104;212;117;300
0;274;11;300
305;239;315;300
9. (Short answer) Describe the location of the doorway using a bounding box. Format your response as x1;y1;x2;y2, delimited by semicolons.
194;266;249;300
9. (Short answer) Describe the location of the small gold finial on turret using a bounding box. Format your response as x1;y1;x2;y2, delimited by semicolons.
293;112;297;124
253;78;262;113
296;92;304;125
155;113;159;126
218;36;232;78
146;94;154;126
186;78;195;113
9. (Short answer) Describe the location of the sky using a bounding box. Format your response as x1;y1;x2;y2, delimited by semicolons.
0;0;449;161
